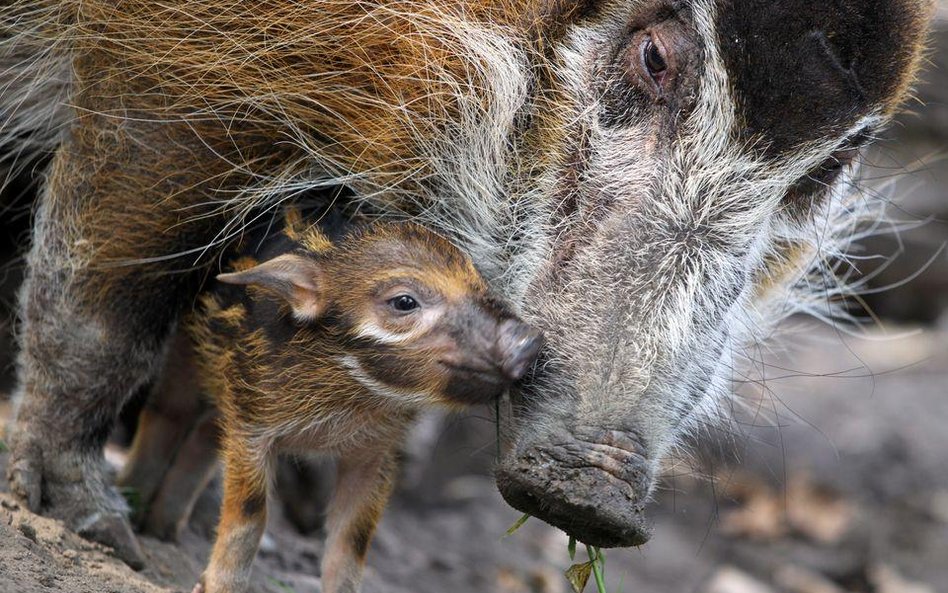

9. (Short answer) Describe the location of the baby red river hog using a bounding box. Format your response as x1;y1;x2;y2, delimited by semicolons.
119;208;543;593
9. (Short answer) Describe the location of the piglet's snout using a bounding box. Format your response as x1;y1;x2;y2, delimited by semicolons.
495;319;543;381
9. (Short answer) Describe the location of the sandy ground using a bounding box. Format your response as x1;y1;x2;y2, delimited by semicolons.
1;320;947;593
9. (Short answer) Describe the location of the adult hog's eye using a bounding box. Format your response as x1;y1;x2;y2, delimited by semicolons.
389;294;419;313
642;37;667;85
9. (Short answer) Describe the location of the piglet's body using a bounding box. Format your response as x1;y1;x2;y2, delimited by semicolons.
122;208;542;593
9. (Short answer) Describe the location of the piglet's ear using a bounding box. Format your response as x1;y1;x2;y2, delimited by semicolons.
217;254;326;321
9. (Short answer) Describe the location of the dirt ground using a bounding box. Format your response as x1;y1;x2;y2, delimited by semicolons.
1;319;948;593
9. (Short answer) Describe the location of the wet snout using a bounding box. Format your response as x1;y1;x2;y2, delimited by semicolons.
496;425;653;548
494;319;543;381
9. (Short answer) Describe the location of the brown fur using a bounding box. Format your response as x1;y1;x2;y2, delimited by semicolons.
43;1;532;202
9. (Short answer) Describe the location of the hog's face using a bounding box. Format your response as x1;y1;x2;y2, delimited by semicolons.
486;0;932;547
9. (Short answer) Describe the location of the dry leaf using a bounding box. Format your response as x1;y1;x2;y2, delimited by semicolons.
496;566;530;593
870;564;936;593
786;474;852;544
774;564;847;593
565;562;593;593
528;568;567;593
719;471;853;544
719;474;786;540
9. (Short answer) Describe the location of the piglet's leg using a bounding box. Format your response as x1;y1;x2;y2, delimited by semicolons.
200;437;270;593
144;408;221;541
119;331;202;527
320;447;399;593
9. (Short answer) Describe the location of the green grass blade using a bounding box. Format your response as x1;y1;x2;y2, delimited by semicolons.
503;513;531;537
586;545;607;593
266;577;296;593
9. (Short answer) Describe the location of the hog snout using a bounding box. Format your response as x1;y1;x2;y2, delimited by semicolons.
495;319;543;381
496;426;653;548
439;316;542;406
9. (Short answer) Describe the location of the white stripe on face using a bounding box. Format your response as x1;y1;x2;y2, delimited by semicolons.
353;321;418;345
337;355;432;407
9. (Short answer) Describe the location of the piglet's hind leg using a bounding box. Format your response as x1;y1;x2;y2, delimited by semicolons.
144;408;221;541
119;331;205;529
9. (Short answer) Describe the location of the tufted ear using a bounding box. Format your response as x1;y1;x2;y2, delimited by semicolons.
217;253;326;321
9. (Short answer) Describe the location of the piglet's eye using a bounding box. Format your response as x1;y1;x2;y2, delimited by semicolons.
389;295;419;312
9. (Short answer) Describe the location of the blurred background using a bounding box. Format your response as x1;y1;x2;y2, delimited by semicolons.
1;6;947;593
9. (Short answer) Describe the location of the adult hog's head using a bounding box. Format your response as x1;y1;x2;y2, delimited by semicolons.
481;0;934;548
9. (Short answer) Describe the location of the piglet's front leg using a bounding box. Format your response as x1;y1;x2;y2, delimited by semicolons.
198;436;271;593
320;446;399;593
